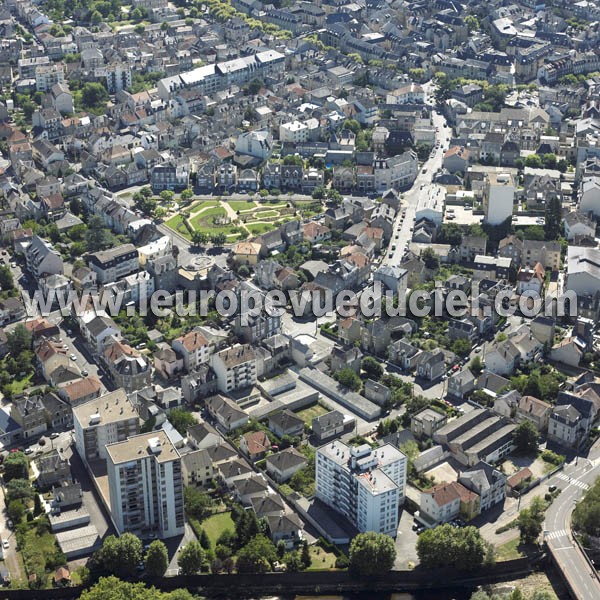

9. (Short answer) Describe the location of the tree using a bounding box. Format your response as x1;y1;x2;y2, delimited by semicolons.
437;223;464;246
417;524;492;570
134;193;157;217
180;188;193;204
159;190;175;205
6;478;34;503
464;15;479;32
184;486;214;521
470;355;484;376
422;247;439;271
211;232;227;246
545;195;562;241
349;532;396;576
3;451;28;481
7;500;25;523
80;576;195;600
452;338;472;357
301;541;311;569
525;154;543;168
7;324;32;356
178;541;206;575
199;529;210;550
513;420;540;455
362;356;384;380
334;367;362;391
145;540;168;578
191;231;209;246
96;533;143;579
236;535;277;573
85;215;112;251
518;497;545;544
168;408;197;435
0;265;14;291
80;82;109;111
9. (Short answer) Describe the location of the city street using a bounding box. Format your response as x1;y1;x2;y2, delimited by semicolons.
384;85;453;267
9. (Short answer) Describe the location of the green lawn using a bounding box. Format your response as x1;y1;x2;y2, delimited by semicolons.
189;207;233;234
228;200;256;212
202;512;235;548
189;200;218;213
252;210;279;219
307;545;338;570
495;538;528;561
165;214;191;240
18;519;65;587
247;222;277;235
5;373;34;396
296;404;329;426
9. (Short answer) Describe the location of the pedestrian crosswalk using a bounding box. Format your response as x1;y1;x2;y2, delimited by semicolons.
555;472;590;490
545;529;568;541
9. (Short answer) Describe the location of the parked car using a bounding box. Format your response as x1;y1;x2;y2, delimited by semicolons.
50;433;60;440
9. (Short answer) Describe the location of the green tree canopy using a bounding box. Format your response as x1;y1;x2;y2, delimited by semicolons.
184;486;214;521
362;356;384;380
178;540;206;575
96;534;143;579
349;532;396;576
417;524;493;570
513;420;540;455
3;451;28;482
145;540;168;578
80;576;195;600
7;324;32;356
236;534;277;573
334;367;362;391
168;408;197;435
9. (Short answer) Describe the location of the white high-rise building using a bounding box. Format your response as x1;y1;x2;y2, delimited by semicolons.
315;441;407;536
483;172;515;225
106;431;185;538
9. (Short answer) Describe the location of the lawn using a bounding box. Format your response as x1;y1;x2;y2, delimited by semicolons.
189;200;218;213
228;200;256;212
495;538;537;562
202;512;235;548
247;222;278;235
17;518;65;587
4;373;34;396
307;545;338;570
252;210;279;219
165;214;191;240
296;403;329;426
189;207;232;234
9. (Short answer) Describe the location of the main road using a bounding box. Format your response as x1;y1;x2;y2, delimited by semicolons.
384;83;453;266
543;443;600;600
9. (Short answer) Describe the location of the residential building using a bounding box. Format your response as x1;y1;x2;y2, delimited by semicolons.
172;330;211;372
483;172;515;226
266;448;307;482
316;441;407;536
106;431;184;538
211;344;257;393
11;395;47;440
312;410;346;442
87;244;139;284
458;462;506;512
72;390;140;465
411;408;448;439
419;482;479;526
24;235;64;279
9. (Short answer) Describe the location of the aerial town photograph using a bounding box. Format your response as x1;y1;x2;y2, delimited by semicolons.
6;0;600;600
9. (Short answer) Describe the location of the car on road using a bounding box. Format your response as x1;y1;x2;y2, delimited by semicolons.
2;540;8;549
10;262;16;268
69;354;77;361
24;448;33;455
50;432;60;440
474;347;481;353
82;369;88;377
